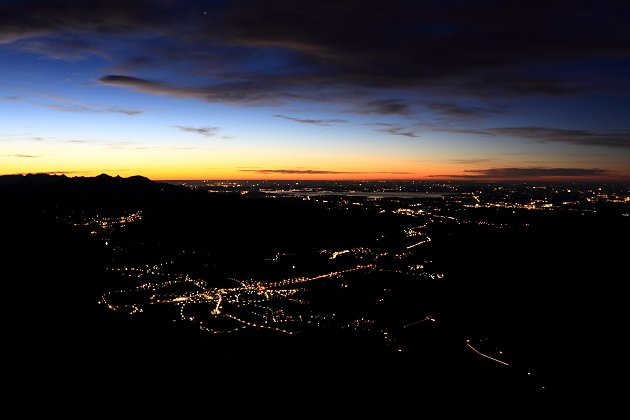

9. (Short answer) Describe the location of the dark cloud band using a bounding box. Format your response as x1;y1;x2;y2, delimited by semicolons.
174;126;220;137
273;115;347;126
445;167;609;179
437;126;630;149
239;169;411;175
3;0;628;104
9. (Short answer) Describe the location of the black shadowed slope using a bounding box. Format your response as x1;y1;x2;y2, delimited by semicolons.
5;174;622;416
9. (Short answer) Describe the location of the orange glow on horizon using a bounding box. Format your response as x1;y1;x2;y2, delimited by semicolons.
4;167;626;182
3;150;628;182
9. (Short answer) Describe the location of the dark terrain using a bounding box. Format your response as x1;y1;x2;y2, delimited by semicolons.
3;174;627;416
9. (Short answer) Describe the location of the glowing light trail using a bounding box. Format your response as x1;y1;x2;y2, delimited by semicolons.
466;340;511;367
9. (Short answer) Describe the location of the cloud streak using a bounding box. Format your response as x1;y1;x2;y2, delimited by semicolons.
273;115;347;126
42;103;142;115
355;99;412;116
439;167;609;179
174;125;220;137
449;158;494;164
364;123;419;138
5;154;40;158
438;126;630;149
239;169;411;175
11;36;109;61
33;170;87;175
428;102;504;118
99;74;305;105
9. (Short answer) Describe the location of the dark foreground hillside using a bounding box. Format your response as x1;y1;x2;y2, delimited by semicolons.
3;174;626;417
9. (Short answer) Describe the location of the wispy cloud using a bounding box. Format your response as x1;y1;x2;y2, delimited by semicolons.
273;114;347;126
4;154;41;158
449;158;494;164
20;92;144;115
428;102;504;118
364;123;418;138
11;36;108;61
437;126;630;149
174;125;220;137
106;107;142;116
239;168;411;175
42;103;142;115
383;127;418;138
32;170;86;175
100;74;303;105
355;99;412;116
240;169;360;175
435;167;609;179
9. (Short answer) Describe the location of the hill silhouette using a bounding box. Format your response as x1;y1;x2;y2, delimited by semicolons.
5;174;621;416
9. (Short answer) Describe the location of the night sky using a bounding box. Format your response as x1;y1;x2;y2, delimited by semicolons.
1;0;629;181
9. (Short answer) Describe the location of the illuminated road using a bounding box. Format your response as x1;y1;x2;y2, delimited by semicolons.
466;339;511;367
402;316;436;328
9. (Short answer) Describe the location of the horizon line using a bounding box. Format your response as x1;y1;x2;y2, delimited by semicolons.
2;172;628;183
